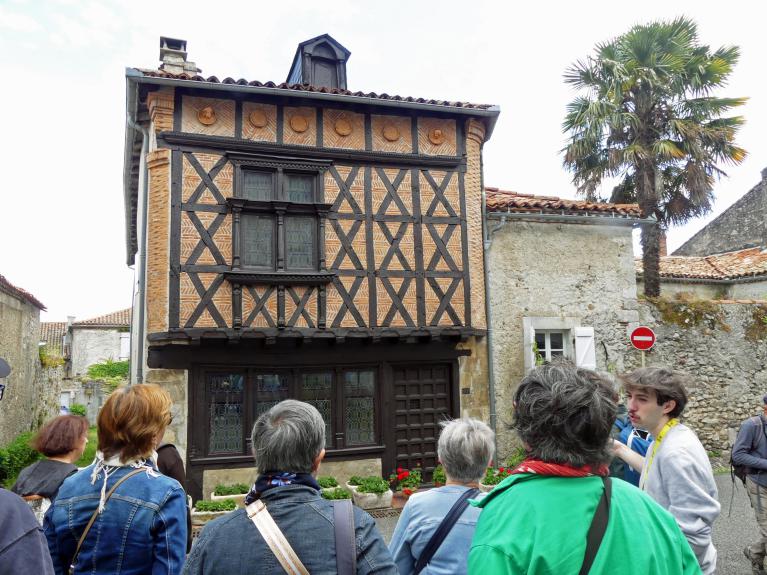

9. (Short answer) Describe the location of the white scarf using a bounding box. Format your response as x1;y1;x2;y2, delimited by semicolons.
89;450;160;513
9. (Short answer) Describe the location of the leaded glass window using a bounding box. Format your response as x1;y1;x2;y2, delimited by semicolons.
207;373;244;454
344;370;376;445
285;174;314;203
243;171;273;201
285;217;315;269
242;215;274;268
301;372;333;448
254;373;289;425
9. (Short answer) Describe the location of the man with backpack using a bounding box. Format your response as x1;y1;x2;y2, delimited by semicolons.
732;394;767;575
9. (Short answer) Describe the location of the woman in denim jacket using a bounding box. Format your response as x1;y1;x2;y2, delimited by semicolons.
44;384;187;575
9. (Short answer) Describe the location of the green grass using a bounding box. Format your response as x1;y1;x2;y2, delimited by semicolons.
75;427;98;468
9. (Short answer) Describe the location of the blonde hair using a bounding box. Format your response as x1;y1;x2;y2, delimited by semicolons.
97;384;172;462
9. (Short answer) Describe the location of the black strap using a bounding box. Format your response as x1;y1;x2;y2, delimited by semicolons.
332;499;356;575
414;487;479;574
579;477;611;575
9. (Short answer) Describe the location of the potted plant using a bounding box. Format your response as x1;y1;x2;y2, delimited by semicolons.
191;498;237;524
479;467;512;493
210;483;250;508
321;487;353;500
432;464;446;487
346;475;365;493
351;476;393;510
317;476;340;495
389;465;422;500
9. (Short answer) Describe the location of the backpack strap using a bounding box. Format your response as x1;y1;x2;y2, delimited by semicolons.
246;500;309;575
578;477;611;575
414;487;479;575
332;499;356;575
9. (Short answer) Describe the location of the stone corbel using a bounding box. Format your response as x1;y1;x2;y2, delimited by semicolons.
147;89;175;134
466;119;486;146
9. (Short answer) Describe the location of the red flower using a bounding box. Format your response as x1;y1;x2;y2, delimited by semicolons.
403;488;413;496
396;467;403;473
397;471;409;481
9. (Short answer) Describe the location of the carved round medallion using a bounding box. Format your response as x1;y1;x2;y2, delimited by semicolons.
334;118;352;136
248;109;268;128
428;128;445;145
197;106;217;126
382;123;400;142
289;114;309;133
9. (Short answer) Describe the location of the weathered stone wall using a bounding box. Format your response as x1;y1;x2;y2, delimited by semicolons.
70;328;123;377
633;300;767;457
0;290;52;445
674;168;767;256
648;279;767;300
35;365;64;427
487;220;638;459
731;280;767;300
457;336;489;422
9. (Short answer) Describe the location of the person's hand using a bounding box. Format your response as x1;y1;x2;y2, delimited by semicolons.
610;439;624;456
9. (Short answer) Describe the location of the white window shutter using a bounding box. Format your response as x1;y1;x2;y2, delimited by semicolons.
119;333;130;361
574;327;596;369
522;319;536;372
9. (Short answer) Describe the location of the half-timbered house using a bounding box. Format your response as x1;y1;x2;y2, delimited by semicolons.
123;36;499;499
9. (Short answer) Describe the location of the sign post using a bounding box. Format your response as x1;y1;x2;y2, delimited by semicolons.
629;326;656;367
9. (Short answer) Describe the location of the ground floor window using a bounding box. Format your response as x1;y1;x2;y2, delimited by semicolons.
203;367;379;457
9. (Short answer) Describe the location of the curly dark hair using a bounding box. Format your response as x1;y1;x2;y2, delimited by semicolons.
620;367;689;418
511;362;617;468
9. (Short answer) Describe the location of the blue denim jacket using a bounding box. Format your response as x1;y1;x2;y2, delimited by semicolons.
44;464;187;575
182;484;396;575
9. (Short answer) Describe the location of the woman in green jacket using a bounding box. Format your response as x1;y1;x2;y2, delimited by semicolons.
468;363;701;575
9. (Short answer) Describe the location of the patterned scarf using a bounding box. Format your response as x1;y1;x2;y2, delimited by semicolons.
511;458;609;477
89;450;159;513
244;472;321;505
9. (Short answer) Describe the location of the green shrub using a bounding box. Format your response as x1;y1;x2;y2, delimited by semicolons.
87;359;130;380
482;466;512;486
39;347;65;368
505;447;526;469
432;465;446;484
317;476;338;488
74;427;97;467
69;404;87;417
0;432;42;487
194;499;236;512
321;487;352;500
357;476;389;495
213;483;249;496
348;476;364;486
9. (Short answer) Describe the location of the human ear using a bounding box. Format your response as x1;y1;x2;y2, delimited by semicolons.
662;400;676;416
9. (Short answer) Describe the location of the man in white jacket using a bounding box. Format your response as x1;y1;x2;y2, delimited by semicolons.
612;367;720;575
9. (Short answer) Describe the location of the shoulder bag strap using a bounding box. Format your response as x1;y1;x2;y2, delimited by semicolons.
578;477;612;575
69;467;145;575
332;499;356;575
246;500;309;575
414;487;479;575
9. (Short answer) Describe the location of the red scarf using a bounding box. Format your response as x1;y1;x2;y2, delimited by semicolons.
511;458;609;477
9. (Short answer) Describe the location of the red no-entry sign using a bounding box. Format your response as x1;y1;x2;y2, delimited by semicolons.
630;326;656;351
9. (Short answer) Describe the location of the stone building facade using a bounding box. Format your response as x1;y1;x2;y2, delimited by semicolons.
123;35;499;499
0;275;56;445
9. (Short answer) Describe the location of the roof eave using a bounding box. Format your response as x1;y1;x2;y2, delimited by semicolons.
124;70;141;266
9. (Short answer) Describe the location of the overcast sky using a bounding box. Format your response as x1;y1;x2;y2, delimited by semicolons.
0;0;764;322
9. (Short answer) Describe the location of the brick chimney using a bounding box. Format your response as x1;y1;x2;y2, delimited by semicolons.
159;37;200;75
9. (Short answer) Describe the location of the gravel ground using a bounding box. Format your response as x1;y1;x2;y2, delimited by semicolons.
373;474;759;573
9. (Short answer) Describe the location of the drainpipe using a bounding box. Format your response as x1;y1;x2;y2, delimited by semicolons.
479;142;499;460
127;107;149;384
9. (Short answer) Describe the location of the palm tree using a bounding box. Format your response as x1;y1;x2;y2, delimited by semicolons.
562;17;746;296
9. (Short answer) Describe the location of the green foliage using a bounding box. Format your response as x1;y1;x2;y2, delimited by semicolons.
321;487;352;500
194;499;236;512
317;476;339;488
532;342;544;366
347;476;364;486
745;304;767;342
505;447;527;469
432;464;446;485
648;293;730;331
69;403;87;417
482;466;512;486
39;347;65;368
86;359;129;393
0;432;42;487
74;427;98;467
357;476;390;495
213;483;249;496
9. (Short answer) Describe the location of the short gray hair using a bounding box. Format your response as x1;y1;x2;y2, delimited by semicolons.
251;400;326;473
437;418;495;483
512;362;616;468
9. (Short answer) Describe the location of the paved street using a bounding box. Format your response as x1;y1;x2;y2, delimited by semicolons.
374;473;758;573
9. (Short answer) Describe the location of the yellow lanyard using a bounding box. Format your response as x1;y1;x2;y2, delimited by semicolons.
639;418;679;491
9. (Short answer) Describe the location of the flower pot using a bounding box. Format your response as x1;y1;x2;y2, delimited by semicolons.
352;489;393;510
433;481;445;488
210;492;247;508
345;482;360;493
191;509;231;525
478;481;495;493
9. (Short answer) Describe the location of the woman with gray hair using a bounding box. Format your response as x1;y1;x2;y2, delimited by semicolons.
389;418;494;575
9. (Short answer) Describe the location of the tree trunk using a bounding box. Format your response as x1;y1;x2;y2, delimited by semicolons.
637;161;661;297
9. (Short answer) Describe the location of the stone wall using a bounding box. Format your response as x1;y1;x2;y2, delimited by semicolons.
633;300;767;457
674;168;767;256
457;335;489;422
70;328;123;377
487;220;638;459
36;365;64;427
0;290;52;445
648;278;767;301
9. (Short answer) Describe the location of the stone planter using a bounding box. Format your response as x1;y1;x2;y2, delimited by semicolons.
352;489;393;510
191;509;232;525
478;481;495;493
321;487;341;496
345;482;360;493
210;492;247;508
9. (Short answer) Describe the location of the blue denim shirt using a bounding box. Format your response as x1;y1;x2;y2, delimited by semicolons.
182;484;396;575
388;485;484;575
44;464;187;575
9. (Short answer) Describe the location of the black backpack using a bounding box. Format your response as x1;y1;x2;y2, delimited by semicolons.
731;416;766;485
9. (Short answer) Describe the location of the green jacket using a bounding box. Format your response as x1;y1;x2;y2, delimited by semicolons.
468;473;701;575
